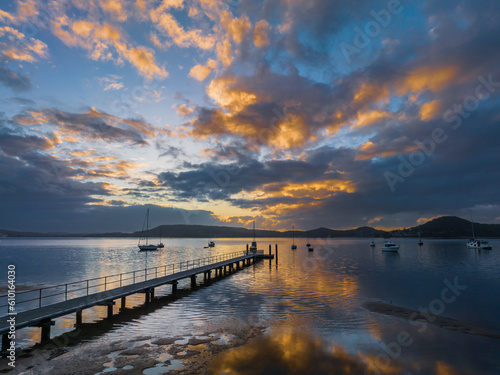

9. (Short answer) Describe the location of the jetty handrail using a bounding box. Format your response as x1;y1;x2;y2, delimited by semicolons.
0;250;247;313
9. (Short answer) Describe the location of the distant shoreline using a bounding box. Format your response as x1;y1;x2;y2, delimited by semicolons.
2;216;500;239
1;235;498;240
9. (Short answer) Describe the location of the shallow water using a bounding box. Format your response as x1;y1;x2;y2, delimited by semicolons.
1;237;499;374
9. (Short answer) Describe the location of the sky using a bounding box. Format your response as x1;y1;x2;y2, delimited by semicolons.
1;0;500;233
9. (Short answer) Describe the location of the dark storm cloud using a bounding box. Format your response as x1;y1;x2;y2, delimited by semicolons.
0;130;106;231
158;158;332;201
0;62;31;91
12;107;155;145
0;126;226;232
0;204;221;234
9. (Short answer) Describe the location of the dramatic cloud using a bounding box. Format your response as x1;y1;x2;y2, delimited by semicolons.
13;107;156;145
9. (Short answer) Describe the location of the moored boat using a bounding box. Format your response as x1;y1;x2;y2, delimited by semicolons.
467;215;492;250
138;208;158;251
381;240;399;252
467;239;492;250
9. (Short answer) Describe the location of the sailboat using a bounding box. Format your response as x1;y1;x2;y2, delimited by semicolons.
208;226;215;247
291;225;297;250
306;234;313;251
157;226;165;248
417;230;423;246
138;208;158;251
370;230;376;247
250;221;257;251
467;215;492;250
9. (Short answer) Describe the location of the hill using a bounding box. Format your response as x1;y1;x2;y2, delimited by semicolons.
402;216;500;238
1;216;499;238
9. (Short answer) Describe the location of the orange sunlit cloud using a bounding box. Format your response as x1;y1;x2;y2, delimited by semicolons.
263;179;356;198
419;99;443;121
355;141;419;160
395;65;460;95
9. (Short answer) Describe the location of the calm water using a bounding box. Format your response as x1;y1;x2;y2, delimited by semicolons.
1;237;500;374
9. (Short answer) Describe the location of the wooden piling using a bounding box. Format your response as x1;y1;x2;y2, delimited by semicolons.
38;319;54;342
121;297;126;309
172;281;178;294
75;310;82;326
191;275;197;288
107;303;114;317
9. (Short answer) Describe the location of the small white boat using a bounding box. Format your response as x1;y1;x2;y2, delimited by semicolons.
381;241;399;252
370;240;376;247
138;209;158;251
467;239;492;250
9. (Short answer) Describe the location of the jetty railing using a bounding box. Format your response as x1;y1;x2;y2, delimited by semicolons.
0;251;246;315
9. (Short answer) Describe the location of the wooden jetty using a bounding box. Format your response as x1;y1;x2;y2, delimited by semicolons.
0;249;274;354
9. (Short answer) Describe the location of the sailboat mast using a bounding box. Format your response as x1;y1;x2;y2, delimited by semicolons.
292;225;295;244
471;214;475;239
146;208;149;245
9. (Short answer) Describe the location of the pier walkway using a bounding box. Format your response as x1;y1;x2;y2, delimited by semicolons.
0;249;273;353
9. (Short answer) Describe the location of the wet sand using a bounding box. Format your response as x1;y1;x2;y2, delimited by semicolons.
363;301;500;339
1;325;267;375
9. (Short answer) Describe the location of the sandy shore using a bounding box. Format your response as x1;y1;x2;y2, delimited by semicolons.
0;325;267;375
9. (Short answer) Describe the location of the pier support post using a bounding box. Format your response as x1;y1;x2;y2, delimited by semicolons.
2;333;9;355
207;270;211;281
75;310;82;326
151;288;155;300
38;319;54;343
121;297;126;309
191;275;197;288
172;281;178;294
107;303;114;318
145;290;150;304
